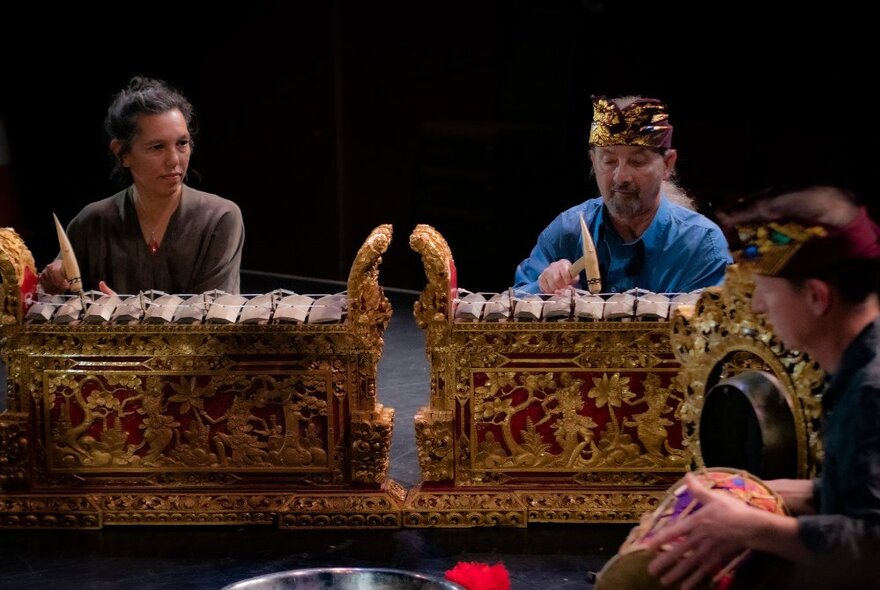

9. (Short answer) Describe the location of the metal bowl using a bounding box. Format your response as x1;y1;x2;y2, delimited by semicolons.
222;567;466;590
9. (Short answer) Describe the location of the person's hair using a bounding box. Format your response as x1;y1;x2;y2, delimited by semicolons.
609;95;642;110
660;178;695;210
104;76;195;184
790;259;880;304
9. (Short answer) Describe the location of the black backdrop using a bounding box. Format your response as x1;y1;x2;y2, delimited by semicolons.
1;2;874;292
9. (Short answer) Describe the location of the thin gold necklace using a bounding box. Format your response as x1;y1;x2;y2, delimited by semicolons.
133;188;175;256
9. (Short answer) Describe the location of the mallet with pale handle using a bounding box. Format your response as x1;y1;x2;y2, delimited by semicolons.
567;211;602;294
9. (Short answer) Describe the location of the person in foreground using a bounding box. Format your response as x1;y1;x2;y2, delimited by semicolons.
646;185;880;589
40;76;244;295
513;95;731;295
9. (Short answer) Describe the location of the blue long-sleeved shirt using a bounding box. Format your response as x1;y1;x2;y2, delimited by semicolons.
513;196;731;294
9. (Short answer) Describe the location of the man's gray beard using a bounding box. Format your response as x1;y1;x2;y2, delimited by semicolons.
604;192;646;219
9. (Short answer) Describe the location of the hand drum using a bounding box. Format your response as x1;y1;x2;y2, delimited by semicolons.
594;467;787;590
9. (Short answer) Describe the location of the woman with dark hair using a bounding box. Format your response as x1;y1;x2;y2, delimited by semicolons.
40;76;244;294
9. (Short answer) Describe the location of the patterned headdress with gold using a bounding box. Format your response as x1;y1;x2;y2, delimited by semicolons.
736;221;830;277
589;96;673;148
728;189;880;278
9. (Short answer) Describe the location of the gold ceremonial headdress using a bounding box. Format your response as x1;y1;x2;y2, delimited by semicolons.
724;186;880;278
589;96;673;148
735;221;828;276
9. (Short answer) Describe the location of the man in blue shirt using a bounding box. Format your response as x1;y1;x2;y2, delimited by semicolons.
514;96;731;294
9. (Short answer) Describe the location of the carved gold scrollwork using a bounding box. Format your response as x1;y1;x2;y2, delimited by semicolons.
0;228;36;326
522;490;662;523
347;224;393;354
403;490;527;527
0;496;101;529
409;225;454;348
672;264;825;476
43;371;333;472
414;407;454;481
467;368;689;477
0;413;30;486
350;405;394;483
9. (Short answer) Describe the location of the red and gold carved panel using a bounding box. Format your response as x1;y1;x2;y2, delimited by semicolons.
408;225;690;525
42;368;334;474
0;225;402;529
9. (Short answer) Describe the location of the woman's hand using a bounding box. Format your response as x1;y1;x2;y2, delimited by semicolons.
98;281;117;296
39;263;116;296
39;260;69;294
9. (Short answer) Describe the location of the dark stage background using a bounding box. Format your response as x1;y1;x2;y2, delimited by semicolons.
1;2;874;292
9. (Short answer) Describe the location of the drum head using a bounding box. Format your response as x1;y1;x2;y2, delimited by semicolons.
700;370;798;479
594;549;665;590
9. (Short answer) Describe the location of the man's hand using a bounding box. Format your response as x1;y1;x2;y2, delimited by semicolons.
538;260;579;294
645;473;759;590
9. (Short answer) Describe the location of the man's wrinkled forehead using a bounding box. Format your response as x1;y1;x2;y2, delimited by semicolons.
592;145;660;157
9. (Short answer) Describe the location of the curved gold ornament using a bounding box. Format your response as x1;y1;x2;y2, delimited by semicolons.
409;225;462;484
409;224;454;347
0;227;36;325
347;224;393;353
671;264;825;476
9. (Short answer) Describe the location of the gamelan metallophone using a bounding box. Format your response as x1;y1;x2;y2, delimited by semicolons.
405;224;823;527
0;225;403;530
0;222;825;531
